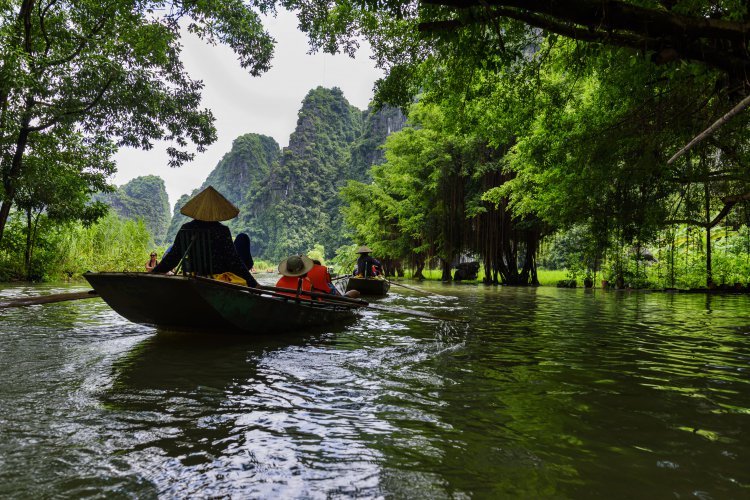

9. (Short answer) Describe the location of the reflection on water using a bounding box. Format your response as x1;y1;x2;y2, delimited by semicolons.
0;283;749;497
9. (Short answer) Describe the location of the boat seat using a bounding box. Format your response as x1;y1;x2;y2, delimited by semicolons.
176;227;214;277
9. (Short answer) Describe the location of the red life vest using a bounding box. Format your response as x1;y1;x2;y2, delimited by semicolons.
275;275;314;300
307;265;333;294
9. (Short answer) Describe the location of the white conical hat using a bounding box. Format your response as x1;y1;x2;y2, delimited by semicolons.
180;186;239;221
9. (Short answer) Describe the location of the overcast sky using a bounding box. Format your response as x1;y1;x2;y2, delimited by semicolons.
113;9;383;207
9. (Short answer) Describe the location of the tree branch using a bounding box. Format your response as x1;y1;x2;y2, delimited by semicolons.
667;92;750;164
27;76;115;132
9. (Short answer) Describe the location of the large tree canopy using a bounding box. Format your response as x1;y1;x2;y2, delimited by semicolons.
282;0;750;108
0;0;276;242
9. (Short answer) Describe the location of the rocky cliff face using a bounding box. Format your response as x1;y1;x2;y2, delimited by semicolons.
100;175;171;244
164;133;281;243
165;88;405;260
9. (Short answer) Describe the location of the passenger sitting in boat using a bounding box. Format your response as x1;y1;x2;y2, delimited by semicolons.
145;252;159;272
275;255;315;300
234;233;254;271
354;245;383;278
309;259;360;298
151;186;258;287
309;259;337;295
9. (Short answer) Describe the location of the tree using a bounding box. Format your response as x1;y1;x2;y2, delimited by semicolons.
284;0;750;103
0;0;275;243
13;127;112;278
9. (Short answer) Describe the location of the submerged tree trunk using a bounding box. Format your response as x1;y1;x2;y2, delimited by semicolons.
413;258;425;280
440;258;452;281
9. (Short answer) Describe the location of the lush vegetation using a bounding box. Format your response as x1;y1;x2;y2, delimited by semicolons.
97;176;171;244
0;212;151;281
166;88;405;263
165;133;282;244
273;0;750;290
5;1;750;289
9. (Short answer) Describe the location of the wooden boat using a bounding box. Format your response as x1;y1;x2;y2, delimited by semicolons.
84;272;232;330
84;272;361;334
345;276;390;296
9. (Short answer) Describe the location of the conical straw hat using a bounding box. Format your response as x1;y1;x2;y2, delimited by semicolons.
180;186;239;221
278;255;314;277
355;245;372;254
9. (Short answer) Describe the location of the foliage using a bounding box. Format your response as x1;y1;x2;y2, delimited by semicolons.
306;243;326;263
165;133;281;244
228;88;360;261
0;211;150;281
98;175;170;244
341;101;542;284
0;0;275;244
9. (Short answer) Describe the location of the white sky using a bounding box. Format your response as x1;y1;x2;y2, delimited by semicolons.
113;9;383;207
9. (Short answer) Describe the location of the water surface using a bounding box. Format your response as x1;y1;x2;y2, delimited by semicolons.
0;281;748;498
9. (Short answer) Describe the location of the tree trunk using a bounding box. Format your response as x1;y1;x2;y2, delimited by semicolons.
705;181;713;288
440;258;452;281
669;230;676;287
706;225;712;287
413;258;425;280
0;122;32;244
24;207;32;280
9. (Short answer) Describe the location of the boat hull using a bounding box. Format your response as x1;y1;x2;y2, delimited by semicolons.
84;272;232;330
345;277;390;296
84;272;359;334
193;278;358;333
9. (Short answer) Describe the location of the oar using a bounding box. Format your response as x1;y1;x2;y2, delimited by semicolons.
259;283;467;322
331;275;350;281
200;279;468;323
386;279;445;297
0;289;99;309
364;303;469;323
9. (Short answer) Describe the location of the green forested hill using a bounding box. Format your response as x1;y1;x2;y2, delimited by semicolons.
100;175;171;244
165;88;404;261
243;87;363;259
165;133;281;243
349;104;406;183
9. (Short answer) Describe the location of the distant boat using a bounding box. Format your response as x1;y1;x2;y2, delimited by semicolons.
84;272;360;334
345;276;390;296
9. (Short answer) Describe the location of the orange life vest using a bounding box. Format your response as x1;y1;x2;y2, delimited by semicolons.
307;264;333;294
275;275;314;300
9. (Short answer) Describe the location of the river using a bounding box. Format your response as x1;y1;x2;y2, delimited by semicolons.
0;280;748;498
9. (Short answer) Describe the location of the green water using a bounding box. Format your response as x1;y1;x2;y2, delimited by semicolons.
0;281;748;498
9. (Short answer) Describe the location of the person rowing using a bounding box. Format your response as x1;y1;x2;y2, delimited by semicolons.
152;186;258;287
354;245;383;278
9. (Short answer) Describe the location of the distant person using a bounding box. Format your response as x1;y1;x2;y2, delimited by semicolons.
354;246;383;278
145;252;159;272
275;255;315;300
234;233;254;271
152;186;258;287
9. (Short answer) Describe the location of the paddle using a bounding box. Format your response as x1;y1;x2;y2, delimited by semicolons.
386;279;445;297
0;290;99;309
364;303;469;323
202;279;468;323
258;284;467;322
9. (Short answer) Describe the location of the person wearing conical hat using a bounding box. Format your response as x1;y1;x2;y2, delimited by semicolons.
354;245;383;278
275;255;315;300
151;186;258;287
